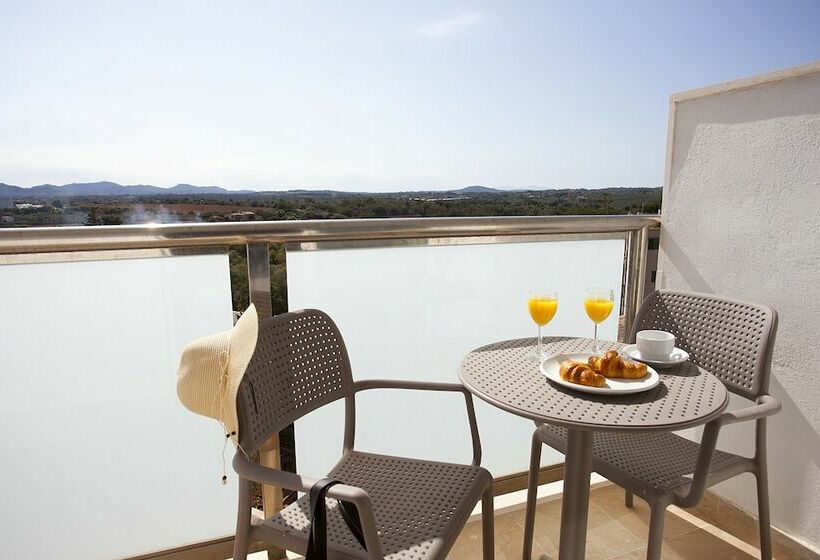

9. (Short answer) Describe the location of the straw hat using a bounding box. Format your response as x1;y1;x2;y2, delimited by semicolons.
176;304;258;443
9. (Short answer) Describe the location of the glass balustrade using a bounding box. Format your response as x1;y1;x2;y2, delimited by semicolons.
0;253;236;560
286;238;624;477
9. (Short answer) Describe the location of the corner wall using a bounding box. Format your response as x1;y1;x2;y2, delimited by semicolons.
658;61;820;551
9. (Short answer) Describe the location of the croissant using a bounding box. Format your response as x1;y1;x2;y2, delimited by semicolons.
559;360;606;388
588;350;648;379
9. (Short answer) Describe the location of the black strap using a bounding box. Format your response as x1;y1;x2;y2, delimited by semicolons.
305;478;368;560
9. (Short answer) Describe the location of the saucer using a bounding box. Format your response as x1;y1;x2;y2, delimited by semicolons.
622;345;689;368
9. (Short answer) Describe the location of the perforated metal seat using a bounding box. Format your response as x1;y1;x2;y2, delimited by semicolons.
258;451;491;559
524;290;780;560
230;309;494;560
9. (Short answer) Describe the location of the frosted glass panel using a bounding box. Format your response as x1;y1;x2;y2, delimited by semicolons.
0;254;235;560
287;239;624;478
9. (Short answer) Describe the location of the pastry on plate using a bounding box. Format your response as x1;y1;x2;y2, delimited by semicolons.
559;360;606;388
588;350;647;379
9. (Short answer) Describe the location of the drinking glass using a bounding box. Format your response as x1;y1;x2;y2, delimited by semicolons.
528;290;558;361
584;287;614;355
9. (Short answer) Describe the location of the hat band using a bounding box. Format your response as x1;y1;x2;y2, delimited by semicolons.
212;350;233;437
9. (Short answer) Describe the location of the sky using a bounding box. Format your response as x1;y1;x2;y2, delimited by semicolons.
0;1;819;192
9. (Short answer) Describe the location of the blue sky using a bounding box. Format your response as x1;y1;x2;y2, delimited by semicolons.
1;1;818;191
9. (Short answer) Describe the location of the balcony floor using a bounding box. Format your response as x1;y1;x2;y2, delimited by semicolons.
247;483;761;560
451;483;760;560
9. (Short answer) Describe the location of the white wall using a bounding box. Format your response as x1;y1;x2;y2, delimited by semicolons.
287;239;624;478
659;62;820;550
0;254;237;560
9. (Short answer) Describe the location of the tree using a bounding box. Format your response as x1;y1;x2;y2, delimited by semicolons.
228;243;288;315
84;207;102;225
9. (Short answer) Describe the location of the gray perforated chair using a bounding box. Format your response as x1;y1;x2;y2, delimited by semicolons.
231;309;494;560
522;290;780;560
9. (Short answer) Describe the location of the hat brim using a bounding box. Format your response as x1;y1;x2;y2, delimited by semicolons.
224;304;259;442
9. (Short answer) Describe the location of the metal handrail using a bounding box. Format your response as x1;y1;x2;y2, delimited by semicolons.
0;215;660;255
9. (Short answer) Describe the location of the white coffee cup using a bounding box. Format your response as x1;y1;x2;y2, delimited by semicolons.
636;330;676;359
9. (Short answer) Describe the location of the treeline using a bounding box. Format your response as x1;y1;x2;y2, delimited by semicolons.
142;187;661;220
1;187;662;227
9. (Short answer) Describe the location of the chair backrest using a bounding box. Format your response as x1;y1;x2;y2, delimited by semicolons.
629;290;777;400
236;309;355;455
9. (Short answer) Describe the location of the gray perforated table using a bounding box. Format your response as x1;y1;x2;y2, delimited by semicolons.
459;337;729;560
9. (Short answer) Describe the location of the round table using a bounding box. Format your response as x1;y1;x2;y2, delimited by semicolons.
459;337;729;560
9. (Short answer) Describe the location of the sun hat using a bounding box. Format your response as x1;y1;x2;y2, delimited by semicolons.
176;304;258;444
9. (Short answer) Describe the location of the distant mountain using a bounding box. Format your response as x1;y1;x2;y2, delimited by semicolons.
268;189;351;198
0;181;255;197
167;183;248;195
0;182;508;198
0;183;25;197
0;181;662;200
449;185;502;193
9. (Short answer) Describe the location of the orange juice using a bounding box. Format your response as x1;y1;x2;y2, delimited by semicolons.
528;297;558;326
584;298;614;324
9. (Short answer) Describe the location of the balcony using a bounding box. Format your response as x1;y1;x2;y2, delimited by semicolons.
1;63;819;560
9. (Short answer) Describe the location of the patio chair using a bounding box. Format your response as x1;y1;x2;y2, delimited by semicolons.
522;290;780;560
231;309;494;560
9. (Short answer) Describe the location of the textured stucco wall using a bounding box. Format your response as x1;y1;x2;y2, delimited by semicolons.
659;65;820;550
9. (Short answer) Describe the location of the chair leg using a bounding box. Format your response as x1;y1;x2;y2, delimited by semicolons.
482;484;495;560
233;477;252;560
755;419;773;560
646;500;667;560
756;469;773;560
754;417;773;560
625;490;634;508
522;431;543;560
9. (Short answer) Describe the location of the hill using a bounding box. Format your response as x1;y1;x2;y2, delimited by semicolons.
0;181;254;198
0;181;661;200
451;185;502;193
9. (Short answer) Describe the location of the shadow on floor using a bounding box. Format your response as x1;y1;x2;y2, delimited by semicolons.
449;484;759;560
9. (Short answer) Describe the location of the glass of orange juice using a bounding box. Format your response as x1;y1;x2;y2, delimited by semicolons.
528;289;558;361
584;287;615;355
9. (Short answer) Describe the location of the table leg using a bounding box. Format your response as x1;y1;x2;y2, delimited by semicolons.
558;428;594;560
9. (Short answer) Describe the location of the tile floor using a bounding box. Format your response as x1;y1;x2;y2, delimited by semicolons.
449;484;761;560
246;484;762;560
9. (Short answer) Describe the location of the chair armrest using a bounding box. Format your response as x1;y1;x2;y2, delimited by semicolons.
232;452;385;559
354;379;469;393
678;394;781;508
353;379;482;466
717;394;781;426
233;450;321;493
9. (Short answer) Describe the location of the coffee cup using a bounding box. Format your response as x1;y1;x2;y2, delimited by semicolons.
636;330;675;359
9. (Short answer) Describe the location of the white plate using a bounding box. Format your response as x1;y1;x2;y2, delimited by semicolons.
621;344;689;368
539;353;660;395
